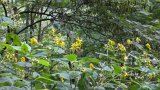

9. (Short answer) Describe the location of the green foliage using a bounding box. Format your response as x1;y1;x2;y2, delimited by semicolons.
0;0;160;90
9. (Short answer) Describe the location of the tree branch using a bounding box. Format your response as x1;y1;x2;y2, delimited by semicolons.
16;18;51;34
19;11;51;16
44;0;52;13
2;3;7;17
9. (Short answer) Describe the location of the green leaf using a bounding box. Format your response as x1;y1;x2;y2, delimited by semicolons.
59;72;70;80
5;34;21;46
0;73;12;77
12;46;21;51
0;82;11;86
12;34;21;46
14;80;25;87
78;73;86;90
65;54;77;61
80;57;100;64
35;76;53;84
94;86;105;90
113;65;122;75
34;52;48;57
21;43;31;53
133;42;143;50
3;44;14;51
129;84;140;90
53;47;65;54
38;59;50;67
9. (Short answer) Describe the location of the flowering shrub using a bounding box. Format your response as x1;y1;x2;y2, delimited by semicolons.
0;29;160;90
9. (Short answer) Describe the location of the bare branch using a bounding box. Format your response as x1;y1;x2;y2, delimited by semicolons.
16;18;51;34
19;11;51;16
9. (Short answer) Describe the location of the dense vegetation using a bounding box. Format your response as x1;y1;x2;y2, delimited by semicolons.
0;0;160;90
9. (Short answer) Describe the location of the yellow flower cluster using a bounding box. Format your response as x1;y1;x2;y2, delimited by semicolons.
118;43;126;52
21;57;26;62
50;27;65;48
54;36;65;48
71;37;82;52
146;43;151;50
90;63;94;70
108;39;115;46
123;72;128;77
5;52;17;62
60;77;64;83
30;37;38;45
127;39;132;45
123;54;128;61
17;69;25;78
136;37;141;43
81;68;86;72
50;27;56;36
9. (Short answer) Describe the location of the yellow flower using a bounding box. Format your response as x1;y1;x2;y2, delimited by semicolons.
59;39;65;47
146;43;151;50
81;68;86;72
58;33;61;37
90;63;94;70
136;37;141;43
71;42;80;51
21;57;26;62
123;72;128;77
143;52;148;57
76;37;82;44
118;43;126;52
60;77;64;82
30;37;38;45
54;36;59;45
12;57;17;62
127;39;132;45
108;39;115;46
70;37;82;52
124;54;128;61
50;27;56;36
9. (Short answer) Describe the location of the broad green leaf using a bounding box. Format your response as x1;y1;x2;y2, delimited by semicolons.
34;52;48;57
35;76;53;84
14;80;25;87
12;46;21;51
3;44;14;51
129;84;140;90
38;59;50;67
21;43;31;53
5;34;21;46
6;34;13;44
113;65;122;75
12;34;21;46
80;57;100;64
59;72;70;80
53;47;65;54
0;82;11;86
65;54;77;61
